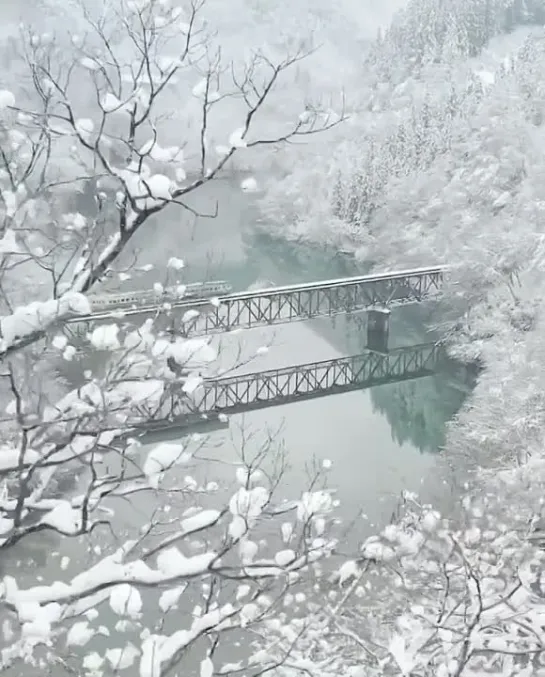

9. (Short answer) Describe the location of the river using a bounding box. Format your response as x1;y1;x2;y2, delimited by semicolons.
6;174;471;571
0;173;473;675
65;174;469;536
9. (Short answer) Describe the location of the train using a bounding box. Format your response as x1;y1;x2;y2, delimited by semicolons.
87;280;232;312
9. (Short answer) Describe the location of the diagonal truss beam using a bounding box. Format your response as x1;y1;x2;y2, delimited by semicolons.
173;266;444;335
68;265;446;336
186;342;441;418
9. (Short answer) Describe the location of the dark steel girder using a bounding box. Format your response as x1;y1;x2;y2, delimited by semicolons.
184;268;444;335
67;266;445;336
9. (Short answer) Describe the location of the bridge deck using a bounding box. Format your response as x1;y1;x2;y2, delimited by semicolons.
67;265;445;336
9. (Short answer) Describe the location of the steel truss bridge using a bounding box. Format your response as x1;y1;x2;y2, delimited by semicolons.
66;266;445;336
167;342;441;421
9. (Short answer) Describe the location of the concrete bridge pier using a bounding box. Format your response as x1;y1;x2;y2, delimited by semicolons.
367;307;391;353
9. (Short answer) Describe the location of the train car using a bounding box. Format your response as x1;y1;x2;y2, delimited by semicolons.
88;280;232;312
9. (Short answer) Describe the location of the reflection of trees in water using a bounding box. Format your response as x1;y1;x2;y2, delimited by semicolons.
368;308;477;454
55;227;477;457
242;230;362;286
370;372;471;454
338;304;471;455
242;231;478;454
352;300;475;454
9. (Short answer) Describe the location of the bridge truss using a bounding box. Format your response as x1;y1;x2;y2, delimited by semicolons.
186;342;440;418
68;266;445;336
44;343;443;440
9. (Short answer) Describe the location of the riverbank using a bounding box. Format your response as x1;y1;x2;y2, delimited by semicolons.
256;21;545;484
247;238;545;671
54;222;470;518
246;21;545;669
256;207;542;498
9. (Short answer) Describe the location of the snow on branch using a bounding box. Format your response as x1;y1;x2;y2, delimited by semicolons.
0;293;91;354
318;492;545;677
0;0;345;358
0;306;344;676
0;409;341;677
0;2;353;675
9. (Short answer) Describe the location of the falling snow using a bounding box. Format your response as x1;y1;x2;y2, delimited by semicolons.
109;584;143;619
0;90;15;109
89;324;120;351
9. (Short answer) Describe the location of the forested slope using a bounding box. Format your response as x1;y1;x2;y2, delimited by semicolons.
260;5;545;673
262;0;545;474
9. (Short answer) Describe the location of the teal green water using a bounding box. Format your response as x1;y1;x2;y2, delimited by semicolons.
40;172;473;570
84;175;470;529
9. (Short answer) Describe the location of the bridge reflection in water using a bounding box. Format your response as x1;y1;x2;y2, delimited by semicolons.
156;342;443;427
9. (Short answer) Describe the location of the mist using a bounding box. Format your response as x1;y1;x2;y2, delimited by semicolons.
0;0;409;133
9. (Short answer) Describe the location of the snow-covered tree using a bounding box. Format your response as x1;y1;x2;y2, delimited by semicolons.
0;406;348;675
258;8;545;677
0;0;353;673
5;2;545;676
314;489;545;677
0;0;344;357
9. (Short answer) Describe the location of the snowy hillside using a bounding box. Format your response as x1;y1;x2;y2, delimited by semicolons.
261;0;545;492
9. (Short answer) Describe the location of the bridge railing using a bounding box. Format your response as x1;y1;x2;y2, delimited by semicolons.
179;266;445;335
220;265;446;301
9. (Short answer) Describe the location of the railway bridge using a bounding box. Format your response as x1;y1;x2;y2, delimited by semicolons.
60;265;450;432
67;266;445;343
